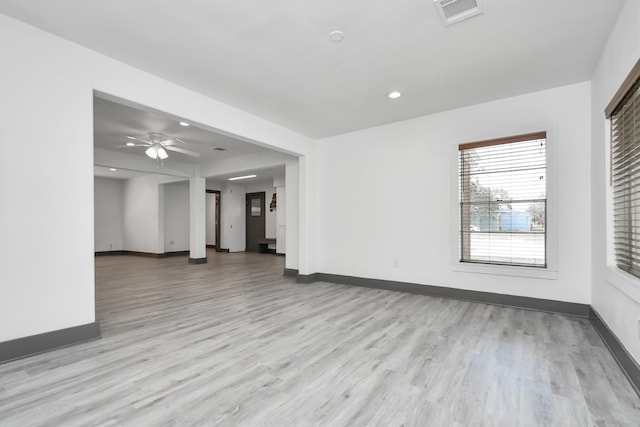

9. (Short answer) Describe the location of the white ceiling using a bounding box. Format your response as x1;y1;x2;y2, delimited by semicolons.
94;165;150;180
209;165;286;186
94;96;288;184
93;95;276;164
0;0;624;138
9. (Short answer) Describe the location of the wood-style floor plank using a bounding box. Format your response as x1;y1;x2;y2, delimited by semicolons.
0;250;639;426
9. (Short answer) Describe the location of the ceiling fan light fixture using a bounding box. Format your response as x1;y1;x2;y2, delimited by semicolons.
121;133;200;162
157;146;169;160
145;145;159;159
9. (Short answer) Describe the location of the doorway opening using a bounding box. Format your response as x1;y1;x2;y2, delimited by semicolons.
206;190;221;251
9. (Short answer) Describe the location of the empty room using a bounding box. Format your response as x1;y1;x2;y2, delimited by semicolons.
1;0;640;425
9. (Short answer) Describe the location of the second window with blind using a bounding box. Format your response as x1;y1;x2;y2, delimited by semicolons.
606;59;640;279
459;132;547;268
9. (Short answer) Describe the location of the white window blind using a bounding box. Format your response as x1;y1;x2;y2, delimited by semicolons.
459;132;547;267
608;59;640;278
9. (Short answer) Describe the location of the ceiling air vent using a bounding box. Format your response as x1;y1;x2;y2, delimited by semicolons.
434;0;483;26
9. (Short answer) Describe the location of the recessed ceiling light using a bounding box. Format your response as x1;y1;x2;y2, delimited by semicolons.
179;121;190;127
228;174;257;181
109;168;117;172
126;142;135;146
329;30;344;43
387;91;402;99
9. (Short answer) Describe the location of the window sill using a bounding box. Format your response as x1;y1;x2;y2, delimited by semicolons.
452;262;558;280
605;266;640;304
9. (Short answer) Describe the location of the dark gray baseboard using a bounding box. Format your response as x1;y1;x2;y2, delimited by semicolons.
95;250;191;259
296;273;319;284
0;322;101;364
309;273;590;317
123;251;158;258
188;257;207;265
218;248;230;253
206;244;216;249
161;251;190;258
95;250;128;256
283;268;299;277
589;307;640;396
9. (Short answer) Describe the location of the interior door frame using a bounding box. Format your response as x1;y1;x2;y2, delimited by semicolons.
206;190;221;252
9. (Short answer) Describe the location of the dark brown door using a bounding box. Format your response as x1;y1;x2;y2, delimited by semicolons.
206;190;222;252
245;192;265;252
215;192;221;251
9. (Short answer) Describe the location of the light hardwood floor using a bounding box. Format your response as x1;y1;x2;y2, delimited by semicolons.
1;250;639;426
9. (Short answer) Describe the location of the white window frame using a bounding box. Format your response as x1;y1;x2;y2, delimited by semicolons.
450;125;558;279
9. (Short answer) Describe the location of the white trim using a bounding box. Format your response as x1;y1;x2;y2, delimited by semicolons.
605;118;615;266
450;123;559;279
452;262;558;279
606;266;640;304
604;108;640;304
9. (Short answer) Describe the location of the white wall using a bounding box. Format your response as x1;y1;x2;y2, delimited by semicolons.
276;185;287;254
220;183;246;252
201;151;293;178
98;174;188;254
0;18;95;340
285;159;299;269
94;177;124;252
0;13;312;342
316;82;592;304
267;191;277;240
123;175;165;254
591;1;640;363
163;181;190;252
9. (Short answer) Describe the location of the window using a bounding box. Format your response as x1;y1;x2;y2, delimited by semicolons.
459;132;547;267
606;59;640;278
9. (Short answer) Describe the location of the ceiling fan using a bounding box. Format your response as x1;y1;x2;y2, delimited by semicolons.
118;132;200;162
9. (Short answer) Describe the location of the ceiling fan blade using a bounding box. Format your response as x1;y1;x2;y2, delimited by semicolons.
165;146;200;157
160;138;186;146
115;144;149;147
127;136;152;144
